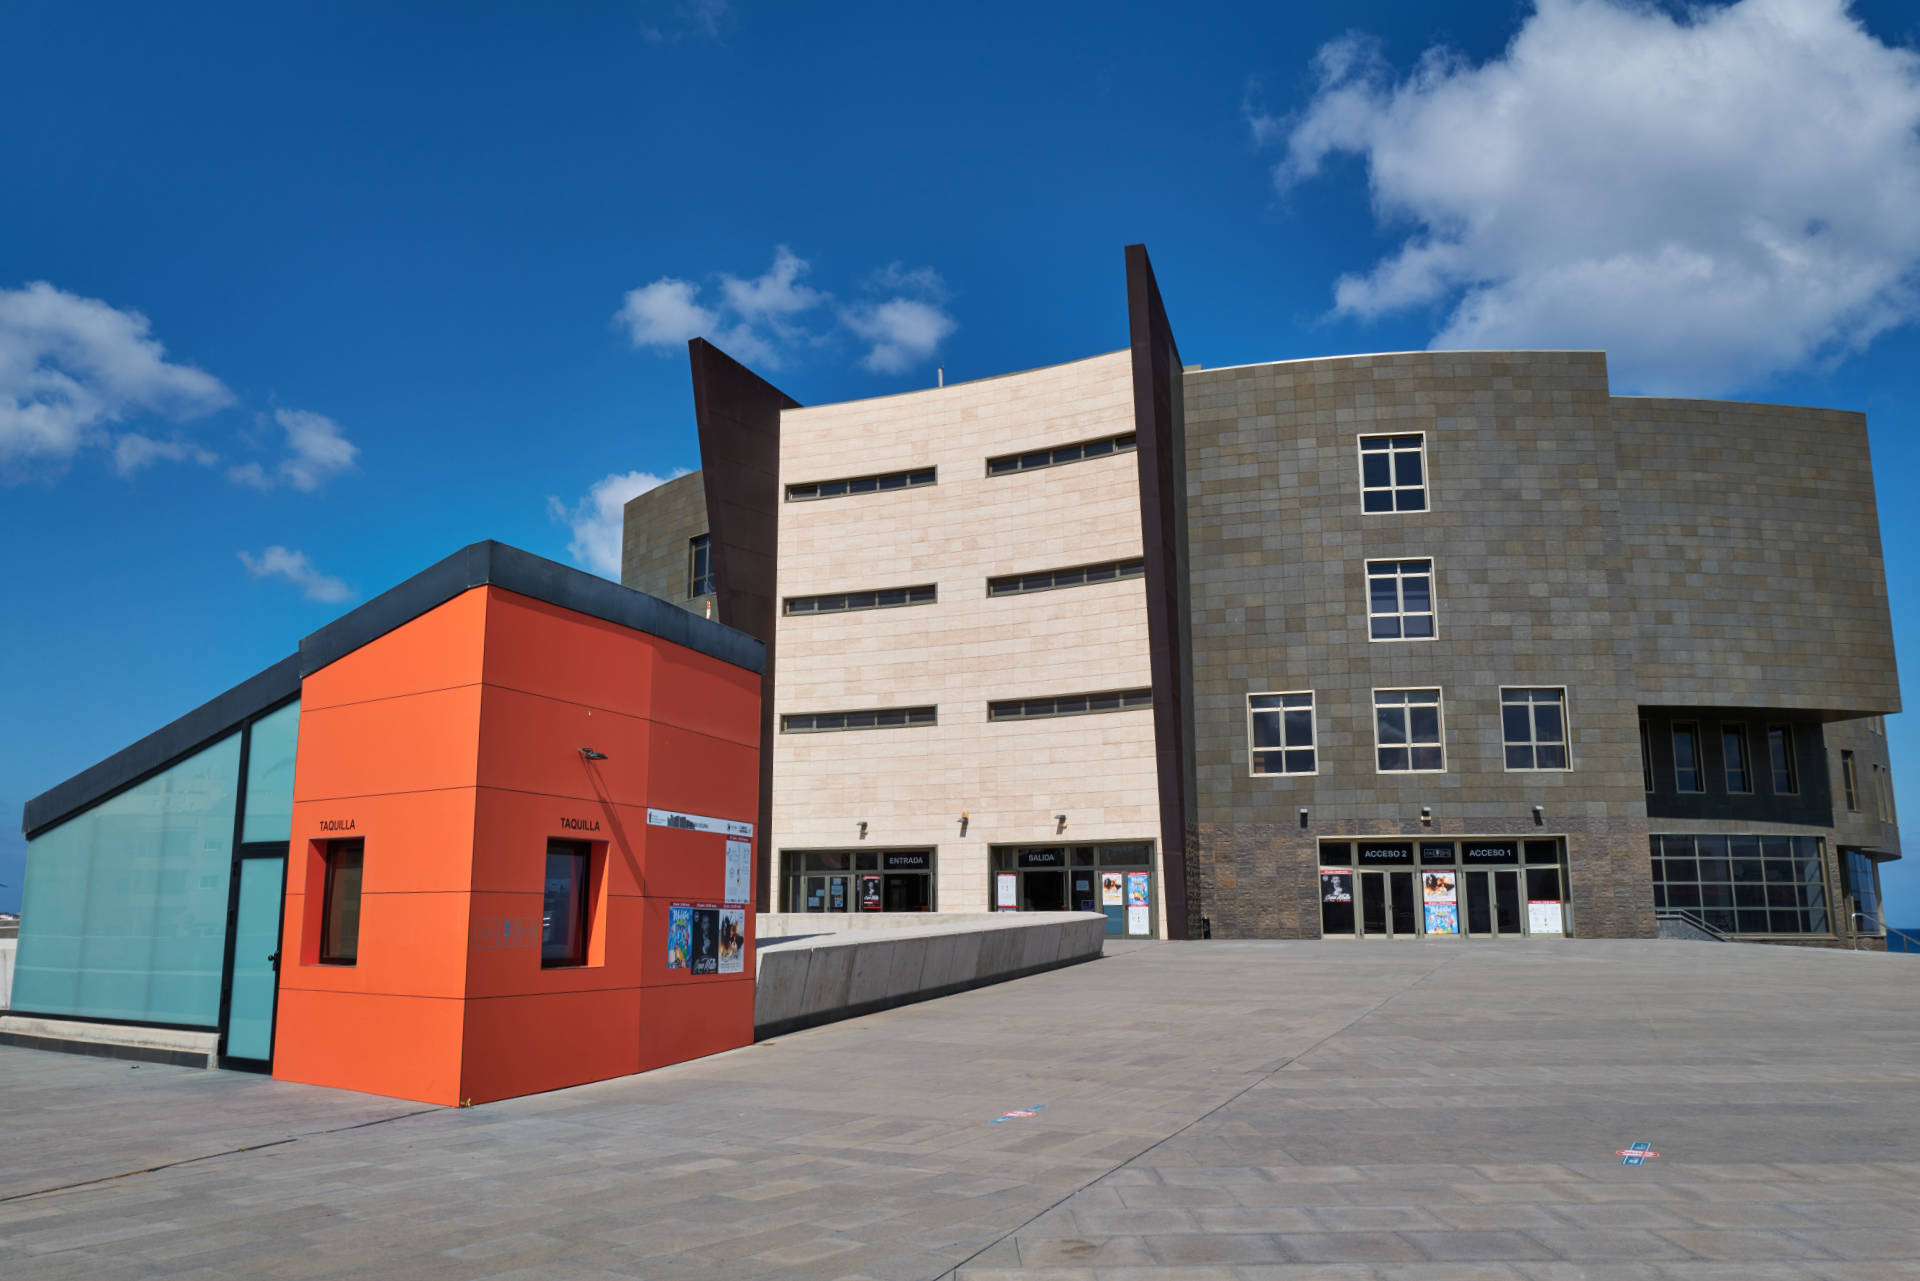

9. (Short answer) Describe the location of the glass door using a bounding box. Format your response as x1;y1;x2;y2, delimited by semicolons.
1388;871;1419;937
1464;871;1493;936
1360;872;1388;936
222;849;286;1065
1493;870;1523;935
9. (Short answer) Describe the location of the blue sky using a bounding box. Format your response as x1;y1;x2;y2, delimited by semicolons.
4;0;1919;924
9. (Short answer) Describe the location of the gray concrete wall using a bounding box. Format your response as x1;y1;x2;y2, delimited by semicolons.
753;912;1106;1038
621;469;711;615
1182;351;1653;940
1613;398;1899;716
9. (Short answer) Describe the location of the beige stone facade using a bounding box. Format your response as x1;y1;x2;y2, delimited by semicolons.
772;352;1164;927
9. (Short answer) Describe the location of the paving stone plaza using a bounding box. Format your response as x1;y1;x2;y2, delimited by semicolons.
3;938;1918;1280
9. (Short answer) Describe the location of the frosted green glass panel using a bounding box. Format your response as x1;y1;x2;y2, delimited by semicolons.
242;701;300;843
226;858;284;1060
13;733;240;1027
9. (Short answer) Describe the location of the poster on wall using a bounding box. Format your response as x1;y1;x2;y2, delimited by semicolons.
1528;900;1564;935
667;905;692;970
1422;869;1459;935
1127;904;1150;935
997;872;1018;909
724;839;750;904
718;907;745;974
691;906;719;974
859;875;882;911
646;808;753;838
1100;872;1125;906
1126;872;1150;907
1321;872;1352;903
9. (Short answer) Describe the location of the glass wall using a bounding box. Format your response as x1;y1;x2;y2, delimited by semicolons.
1649;834;1829;935
13;733;242;1026
241;700;299;843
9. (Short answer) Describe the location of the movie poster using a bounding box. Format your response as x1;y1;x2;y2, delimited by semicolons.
724;838;750;904
667;905;692;969
718;907;745;974
1126;872;1150;906
1321;872;1352;903
1100;871;1124;906
1422;869;1459;936
859;875;882;911
691;906;719;974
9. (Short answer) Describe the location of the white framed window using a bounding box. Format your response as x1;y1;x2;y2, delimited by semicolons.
1249;691;1316;776
1373;688;1444;773
1359;433;1428;513
1366;559;1435;640
1502;688;1570;770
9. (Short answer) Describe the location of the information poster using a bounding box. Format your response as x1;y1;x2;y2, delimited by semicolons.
724;839;750;904
718;907;745;974
1127;904;1149;935
667;905;692;970
828;876;848;912
996;872;1018;909
1126;872;1150;907
1422;869;1459;936
646;808;753;838
1528;900;1564;935
691;906;719;974
1100;872;1124;906
859;875;882;911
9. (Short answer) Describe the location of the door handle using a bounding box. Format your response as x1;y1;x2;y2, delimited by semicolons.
268;951;281;973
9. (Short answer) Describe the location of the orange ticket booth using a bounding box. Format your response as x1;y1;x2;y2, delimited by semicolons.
268;543;763;1105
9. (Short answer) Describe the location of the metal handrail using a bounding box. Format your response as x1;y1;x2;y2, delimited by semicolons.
1851;911;1885;950
1655;907;1730;941
1888;925;1920;953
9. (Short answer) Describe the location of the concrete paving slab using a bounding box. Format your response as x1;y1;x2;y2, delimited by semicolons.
0;939;1915;1281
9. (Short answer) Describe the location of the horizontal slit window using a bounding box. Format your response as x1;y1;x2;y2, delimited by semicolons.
782;706;937;733
985;432;1136;476
784;585;936;616
988;557;1145;597
988;689;1152;721
787;467;936;502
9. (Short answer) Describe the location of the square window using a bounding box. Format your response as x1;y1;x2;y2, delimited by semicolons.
541;841;591;968
1373;689;1444;773
1250;690;1316;775
1502;688;1570;771
319;838;364;965
1358;434;1428;514
1365;559;1436;642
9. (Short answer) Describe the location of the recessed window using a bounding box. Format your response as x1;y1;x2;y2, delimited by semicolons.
1366;559;1435;640
985;432;1136;476
782;706;937;733
1249;692;1316;775
786;467;936;502
1842;749;1859;810
1374;689;1444;772
1359;434;1427;513
1767;725;1797;795
785;584;936;615
988;689;1151;721
1673;723;1703;793
1722;723;1752;793
319;838;364;965
687;534;714;598
987;557;1144;597
541;840;590;969
1502;688;1569;770
1640;719;1655;791
1842;849;1882;933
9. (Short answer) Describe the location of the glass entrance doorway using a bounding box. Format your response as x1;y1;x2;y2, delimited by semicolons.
784;849;936;913
991;842;1157;937
222;845;287;1066
1462;869;1523;937
1321;838;1570;938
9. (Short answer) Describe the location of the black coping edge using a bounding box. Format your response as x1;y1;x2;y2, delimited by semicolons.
24;540;764;839
0;1030;214;1070
21;655;301;839
751;949;1101;1042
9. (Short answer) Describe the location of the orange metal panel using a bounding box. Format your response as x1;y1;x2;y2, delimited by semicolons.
473;685;653;807
277;889;473;1001
649;642;761;747
272;988;465;1106
294;685;484;804
479;587;654;721
288;789;477;896
462;891;641;1000
299;587;489;712
458;988;641;1104
635;980;754;1075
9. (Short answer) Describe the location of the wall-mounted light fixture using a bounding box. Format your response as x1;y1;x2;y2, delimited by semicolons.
1420;806;1432;828
1532;805;1545;827
579;747;608;761
959;810;969;836
858;820;868;838
1055;813;1067;834
1299;808;1309;830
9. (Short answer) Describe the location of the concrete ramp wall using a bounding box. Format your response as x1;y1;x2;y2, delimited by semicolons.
753;912;1106;1039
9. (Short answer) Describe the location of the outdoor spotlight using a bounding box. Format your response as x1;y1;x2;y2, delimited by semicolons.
1298;808;1309;829
1420;806;1432;827
1055;813;1067;833
579;747;608;761
858;820;868;838
1533;804;1545;827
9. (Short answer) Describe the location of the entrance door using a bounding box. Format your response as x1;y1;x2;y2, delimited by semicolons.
1387;871;1418;937
1024;870;1067;911
1492;870;1523;935
1360;872;1388;935
1464;871;1493;936
1463;870;1525;937
223;851;286;1065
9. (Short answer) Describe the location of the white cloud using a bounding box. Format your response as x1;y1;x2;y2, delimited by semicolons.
843;298;959;374
238;546;353;603
1259;0;1920;394
615;278;717;349
0;281;232;471
113;433;218;477
549;468;692;578
228;408;359;492
616;248;826;370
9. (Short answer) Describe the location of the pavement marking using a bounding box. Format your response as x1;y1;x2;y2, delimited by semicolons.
1618;1140;1662;1166
989;1105;1047;1123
